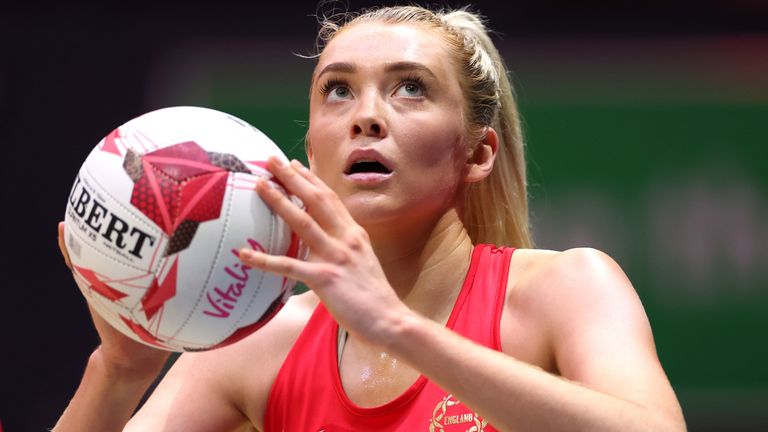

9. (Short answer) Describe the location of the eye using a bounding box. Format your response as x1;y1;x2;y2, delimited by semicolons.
329;85;351;101
394;77;426;98
319;79;352;101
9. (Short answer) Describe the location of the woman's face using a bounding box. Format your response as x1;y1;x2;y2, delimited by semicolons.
307;22;471;229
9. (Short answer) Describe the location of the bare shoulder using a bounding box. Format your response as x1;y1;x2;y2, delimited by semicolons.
217;289;320;377
209;290;320;427
505;248;684;426
501;248;637;370
507;247;649;351
509;247;627;284
508;247;640;322
130;291;319;431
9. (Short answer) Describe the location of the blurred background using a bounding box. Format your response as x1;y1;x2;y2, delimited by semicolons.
1;0;766;430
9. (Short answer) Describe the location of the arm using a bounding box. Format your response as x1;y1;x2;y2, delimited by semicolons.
53;345;167;432
53;222;170;432
126;292;315;431
53;222;252;432
383;248;686;431
53;295;307;432
124;350;251;432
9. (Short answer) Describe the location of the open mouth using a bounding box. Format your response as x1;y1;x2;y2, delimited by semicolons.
345;160;392;175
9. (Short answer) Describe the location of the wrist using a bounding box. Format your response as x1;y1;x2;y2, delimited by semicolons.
89;346;166;385
375;305;425;354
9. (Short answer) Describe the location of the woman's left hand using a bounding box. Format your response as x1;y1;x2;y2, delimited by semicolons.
238;157;409;347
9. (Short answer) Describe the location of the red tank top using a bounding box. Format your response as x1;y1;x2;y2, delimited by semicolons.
265;244;514;431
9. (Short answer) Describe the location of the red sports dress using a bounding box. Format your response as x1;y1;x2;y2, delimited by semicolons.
265;244;514;431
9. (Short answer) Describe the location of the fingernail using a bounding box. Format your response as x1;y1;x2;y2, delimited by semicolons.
291;159;308;171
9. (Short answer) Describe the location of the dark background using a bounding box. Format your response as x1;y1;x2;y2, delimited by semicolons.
2;1;767;430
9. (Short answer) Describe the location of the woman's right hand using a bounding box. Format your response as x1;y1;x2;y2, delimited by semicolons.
58;222;170;380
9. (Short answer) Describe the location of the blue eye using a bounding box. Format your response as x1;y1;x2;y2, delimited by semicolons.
319;79;352;101
330;86;351;100
394;79;426;98
329;86;349;99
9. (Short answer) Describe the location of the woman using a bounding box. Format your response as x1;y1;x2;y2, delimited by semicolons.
54;5;686;431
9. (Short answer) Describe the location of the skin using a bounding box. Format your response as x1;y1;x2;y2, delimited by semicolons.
53;22;686;432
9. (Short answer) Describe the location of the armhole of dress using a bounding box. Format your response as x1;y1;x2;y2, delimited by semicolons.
493;247;515;351
337;326;348;367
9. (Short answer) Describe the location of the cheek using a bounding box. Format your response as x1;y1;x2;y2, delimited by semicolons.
307;122;340;181
404;126;466;173
308;104;346;140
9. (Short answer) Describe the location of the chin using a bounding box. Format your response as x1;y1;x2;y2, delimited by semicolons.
348;206;396;228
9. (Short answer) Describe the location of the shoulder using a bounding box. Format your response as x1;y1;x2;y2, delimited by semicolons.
504;248;654;367
510;246;626;282
508;247;639;317
215;290;320;426
177;289;319;373
500;248;641;368
502;248;685;426
506;247;657;373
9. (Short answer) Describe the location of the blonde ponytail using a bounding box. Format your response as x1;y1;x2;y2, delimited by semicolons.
440;10;532;248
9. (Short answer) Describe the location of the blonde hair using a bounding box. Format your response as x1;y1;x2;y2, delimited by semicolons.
313;4;533;248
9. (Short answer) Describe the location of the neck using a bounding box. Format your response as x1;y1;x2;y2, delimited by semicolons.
364;209;474;323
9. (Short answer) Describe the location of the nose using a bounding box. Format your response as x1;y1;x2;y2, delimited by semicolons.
351;89;387;139
353;121;381;137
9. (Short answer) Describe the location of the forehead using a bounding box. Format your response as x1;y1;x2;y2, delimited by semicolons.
315;22;455;80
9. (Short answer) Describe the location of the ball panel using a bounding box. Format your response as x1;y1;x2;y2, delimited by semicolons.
119;107;287;165
65;164;168;314
71;268;168;348
206;295;287;351
127;219;227;349
66;160;168;273
168;173;296;350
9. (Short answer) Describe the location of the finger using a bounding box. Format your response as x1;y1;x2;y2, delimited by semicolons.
238;248;325;287
267;156;352;230
290;159;325;188
58;222;73;270
256;178;331;253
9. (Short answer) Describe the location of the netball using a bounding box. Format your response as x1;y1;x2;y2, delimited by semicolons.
63;106;299;352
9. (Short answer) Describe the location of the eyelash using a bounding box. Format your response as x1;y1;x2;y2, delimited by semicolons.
317;75;428;97
398;74;427;95
318;78;347;96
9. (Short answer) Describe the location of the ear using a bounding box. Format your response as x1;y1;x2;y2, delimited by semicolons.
306;135;314;163
465;127;498;183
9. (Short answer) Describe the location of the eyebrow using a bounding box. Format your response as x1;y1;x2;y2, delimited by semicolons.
315;61;438;82
384;61;438;79
315;62;356;81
